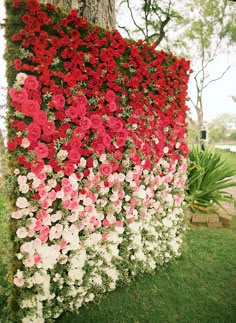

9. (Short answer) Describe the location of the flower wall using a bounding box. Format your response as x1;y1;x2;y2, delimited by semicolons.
5;0;190;321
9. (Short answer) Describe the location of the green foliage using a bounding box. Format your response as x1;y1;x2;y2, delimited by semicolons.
208;113;236;142
185;146;236;212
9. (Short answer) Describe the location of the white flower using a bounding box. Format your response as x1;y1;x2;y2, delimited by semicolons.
16;197;29;209
14;270;25;287
83;197;92;206
99;154;107;162
163;146;169;154
19;184;30;194
16;72;27;84
78;157;86;168
48;179;57;188
57;150;68;161
21;137;30;148
16;227;28;239
134;187;146;199
12;210;24;219
162;218;173;228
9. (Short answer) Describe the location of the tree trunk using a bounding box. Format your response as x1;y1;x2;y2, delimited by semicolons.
41;0;116;30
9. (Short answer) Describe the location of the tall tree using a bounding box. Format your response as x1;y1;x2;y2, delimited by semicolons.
41;0;116;29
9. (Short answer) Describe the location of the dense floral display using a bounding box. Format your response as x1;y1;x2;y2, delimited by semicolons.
5;0;190;321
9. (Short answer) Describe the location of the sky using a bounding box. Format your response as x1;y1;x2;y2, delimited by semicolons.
0;0;235;131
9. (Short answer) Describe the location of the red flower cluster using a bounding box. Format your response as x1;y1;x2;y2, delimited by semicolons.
8;0;191;175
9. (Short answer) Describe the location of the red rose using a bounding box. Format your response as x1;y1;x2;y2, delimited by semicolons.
55;111;66;121
65;106;79;119
63;161;75;176
9;88;28;103
14;59;22;71
45;3;56;11
115;137;126;147
11;120;27;131
83;169;90;177
99;162;112;176
33;110;48;126
21;100;40;117
24;75;39;90
86;156;94;168
107;101;117;112
43;121;56;136
79;117;91;130
27;122;41;142
75;95;87;107
13;0;22;8
69;137;82;149
105;89;116;102
93;143;105;155
31;159;44;174
68;149;81;163
34;142;49;159
52;94;65;110
114;150;123;161
26;0;41;12
90;114;103;129
7;141;17;151
102;134;111;148
113;119;123;132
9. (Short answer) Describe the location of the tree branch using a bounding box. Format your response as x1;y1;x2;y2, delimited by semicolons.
126;0;146;39
203;66;231;89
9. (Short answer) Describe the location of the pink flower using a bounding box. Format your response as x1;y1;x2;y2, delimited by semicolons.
27;122;41;142
41;199;50;209
105;89;116;102
39;226;50;243
21;100;40;117
33;110;48;126
107;101;117;112
9;87;28;103
65;105;79;119
90;114;103;129
79;117;91;130
99;162;112;177
24;75;39;90
52;94;65;109
34;220;42;231
68;149;81;163
102;218;110;228
43;121;56;136
116;220;124;227
63;200;71;209
14;276;25;287
33;254;42;264
34;142;49;159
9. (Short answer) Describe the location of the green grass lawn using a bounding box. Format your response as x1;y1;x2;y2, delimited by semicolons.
0;185;13;322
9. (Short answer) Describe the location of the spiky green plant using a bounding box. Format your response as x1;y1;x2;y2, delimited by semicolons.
185;146;236;213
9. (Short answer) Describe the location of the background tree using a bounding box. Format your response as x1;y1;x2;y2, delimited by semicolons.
41;0;116;29
208;113;236;142
117;0;185;48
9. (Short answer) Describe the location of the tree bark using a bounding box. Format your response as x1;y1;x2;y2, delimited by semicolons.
41;0;116;30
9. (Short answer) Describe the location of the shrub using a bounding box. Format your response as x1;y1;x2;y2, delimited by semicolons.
185;146;236;213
